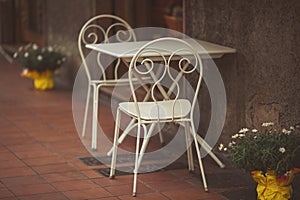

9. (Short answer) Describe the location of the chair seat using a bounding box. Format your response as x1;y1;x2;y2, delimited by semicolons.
119;99;191;120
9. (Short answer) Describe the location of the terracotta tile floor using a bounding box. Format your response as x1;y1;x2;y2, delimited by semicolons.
0;55;299;200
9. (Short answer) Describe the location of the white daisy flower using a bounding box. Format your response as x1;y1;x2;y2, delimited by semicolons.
231;134;239;139
262;122;274;127
24;52;29;58
218;144;224;151
32;44;38;50
37;55;43;61
284;170;291;176
290;126;295;131
48;46;53;52
239;128;249;133
282;129;291;135
279;147;286;153
252;129;258;133
22;68;28;73
13;52;18;58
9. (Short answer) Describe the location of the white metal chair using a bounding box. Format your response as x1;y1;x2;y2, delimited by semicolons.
109;37;208;196
78;14;137;150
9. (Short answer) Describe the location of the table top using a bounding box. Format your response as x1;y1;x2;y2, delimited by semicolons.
86;39;236;59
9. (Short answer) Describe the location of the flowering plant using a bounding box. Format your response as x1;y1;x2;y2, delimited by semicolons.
219;122;300;176
13;43;66;73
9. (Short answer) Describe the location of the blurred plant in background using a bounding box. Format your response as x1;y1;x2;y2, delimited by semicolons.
13;43;66;90
13;43;66;72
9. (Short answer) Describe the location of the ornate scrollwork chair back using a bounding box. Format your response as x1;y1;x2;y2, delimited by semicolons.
78;14;136;150
109;37;208;196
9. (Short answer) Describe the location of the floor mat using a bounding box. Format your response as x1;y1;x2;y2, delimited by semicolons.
93;161;188;177
79;154;188;176
94;167;134;177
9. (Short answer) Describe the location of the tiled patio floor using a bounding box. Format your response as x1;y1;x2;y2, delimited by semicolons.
0;55;299;200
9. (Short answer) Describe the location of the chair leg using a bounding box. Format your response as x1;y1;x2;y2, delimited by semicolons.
110;108;121;179
190;121;208;191
195;135;225;168
180;122;225;168
91;85;99;150
156;123;165;145
133;121;142;197
82;85;91;138
107;119;137;156
137;123;153;168
184;121;194;172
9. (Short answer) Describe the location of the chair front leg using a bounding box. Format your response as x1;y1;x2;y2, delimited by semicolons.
195;134;225;168
110;108;122;179
91;84;99;150
190;121;208;191
156;123;165;145
107;118;137;156
82;85;91;138
137;123;151;169
184;121;194;172
133;120;142;197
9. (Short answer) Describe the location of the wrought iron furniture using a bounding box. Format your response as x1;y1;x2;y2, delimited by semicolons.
86;37;236;168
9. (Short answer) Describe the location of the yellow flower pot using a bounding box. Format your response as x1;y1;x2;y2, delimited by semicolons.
251;168;300;200
21;70;54;90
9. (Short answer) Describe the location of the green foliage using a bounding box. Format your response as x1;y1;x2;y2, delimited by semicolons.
13;43;66;72
219;124;300;176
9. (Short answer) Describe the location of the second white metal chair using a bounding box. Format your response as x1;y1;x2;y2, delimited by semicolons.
78;14;136;150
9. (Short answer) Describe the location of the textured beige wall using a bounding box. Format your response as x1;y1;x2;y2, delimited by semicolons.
185;0;300;141
45;0;94;88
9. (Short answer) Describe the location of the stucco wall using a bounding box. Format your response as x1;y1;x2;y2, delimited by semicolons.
185;0;300;142
45;0;94;88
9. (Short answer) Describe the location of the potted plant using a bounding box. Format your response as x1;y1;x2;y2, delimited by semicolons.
219;122;300;200
13;43;66;90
